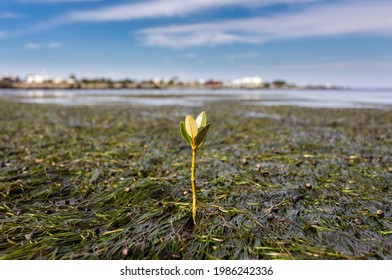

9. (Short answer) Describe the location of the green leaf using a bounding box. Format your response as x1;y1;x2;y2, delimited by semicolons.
180;121;192;145
195;123;211;149
197;138;206;149
185;115;198;140
196;111;207;129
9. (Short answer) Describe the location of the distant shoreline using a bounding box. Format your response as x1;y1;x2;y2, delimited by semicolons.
0;82;346;91
0;75;349;91
3;83;392;92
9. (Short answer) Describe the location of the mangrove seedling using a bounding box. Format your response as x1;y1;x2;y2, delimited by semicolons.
179;111;211;224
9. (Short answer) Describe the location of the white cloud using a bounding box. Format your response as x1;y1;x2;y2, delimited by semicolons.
48;42;63;48
0;12;22;19
14;0;318;36
0;31;7;38
17;0;101;3
57;0;317;22
225;52;260;61
25;42;63;49
184;52;196;59
143;31;263;48
137;1;392;47
25;43;42;49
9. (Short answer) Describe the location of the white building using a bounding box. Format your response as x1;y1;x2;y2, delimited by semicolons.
230;76;264;88
25;74;50;84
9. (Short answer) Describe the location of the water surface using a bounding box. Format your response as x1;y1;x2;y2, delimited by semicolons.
1;88;391;109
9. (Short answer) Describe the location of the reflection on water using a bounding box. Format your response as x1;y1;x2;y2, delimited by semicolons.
0;88;392;109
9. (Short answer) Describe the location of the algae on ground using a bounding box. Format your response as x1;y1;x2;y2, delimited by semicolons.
0;99;391;259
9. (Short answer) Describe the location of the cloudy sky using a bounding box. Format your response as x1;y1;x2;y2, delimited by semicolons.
1;0;392;87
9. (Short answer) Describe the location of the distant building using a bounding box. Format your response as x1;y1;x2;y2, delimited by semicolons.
66;77;77;85
25;74;50;84
229;76;264;88
51;77;63;84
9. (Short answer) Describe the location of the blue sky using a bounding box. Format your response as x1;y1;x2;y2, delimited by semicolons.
1;0;392;87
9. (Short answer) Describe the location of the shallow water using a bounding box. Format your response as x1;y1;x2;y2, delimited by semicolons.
1;88;392;109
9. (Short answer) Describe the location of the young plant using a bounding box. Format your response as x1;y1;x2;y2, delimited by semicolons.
179;111;211;224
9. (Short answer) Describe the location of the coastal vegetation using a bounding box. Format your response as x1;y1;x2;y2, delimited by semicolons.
0;75;340;90
0;99;391;259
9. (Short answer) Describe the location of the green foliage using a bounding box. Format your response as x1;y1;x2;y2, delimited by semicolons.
195;123;211;149
179;121;191;146
180;111;211;150
179;111;212;224
196;111;207;128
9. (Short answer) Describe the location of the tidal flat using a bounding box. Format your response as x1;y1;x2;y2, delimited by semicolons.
0;99;391;259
